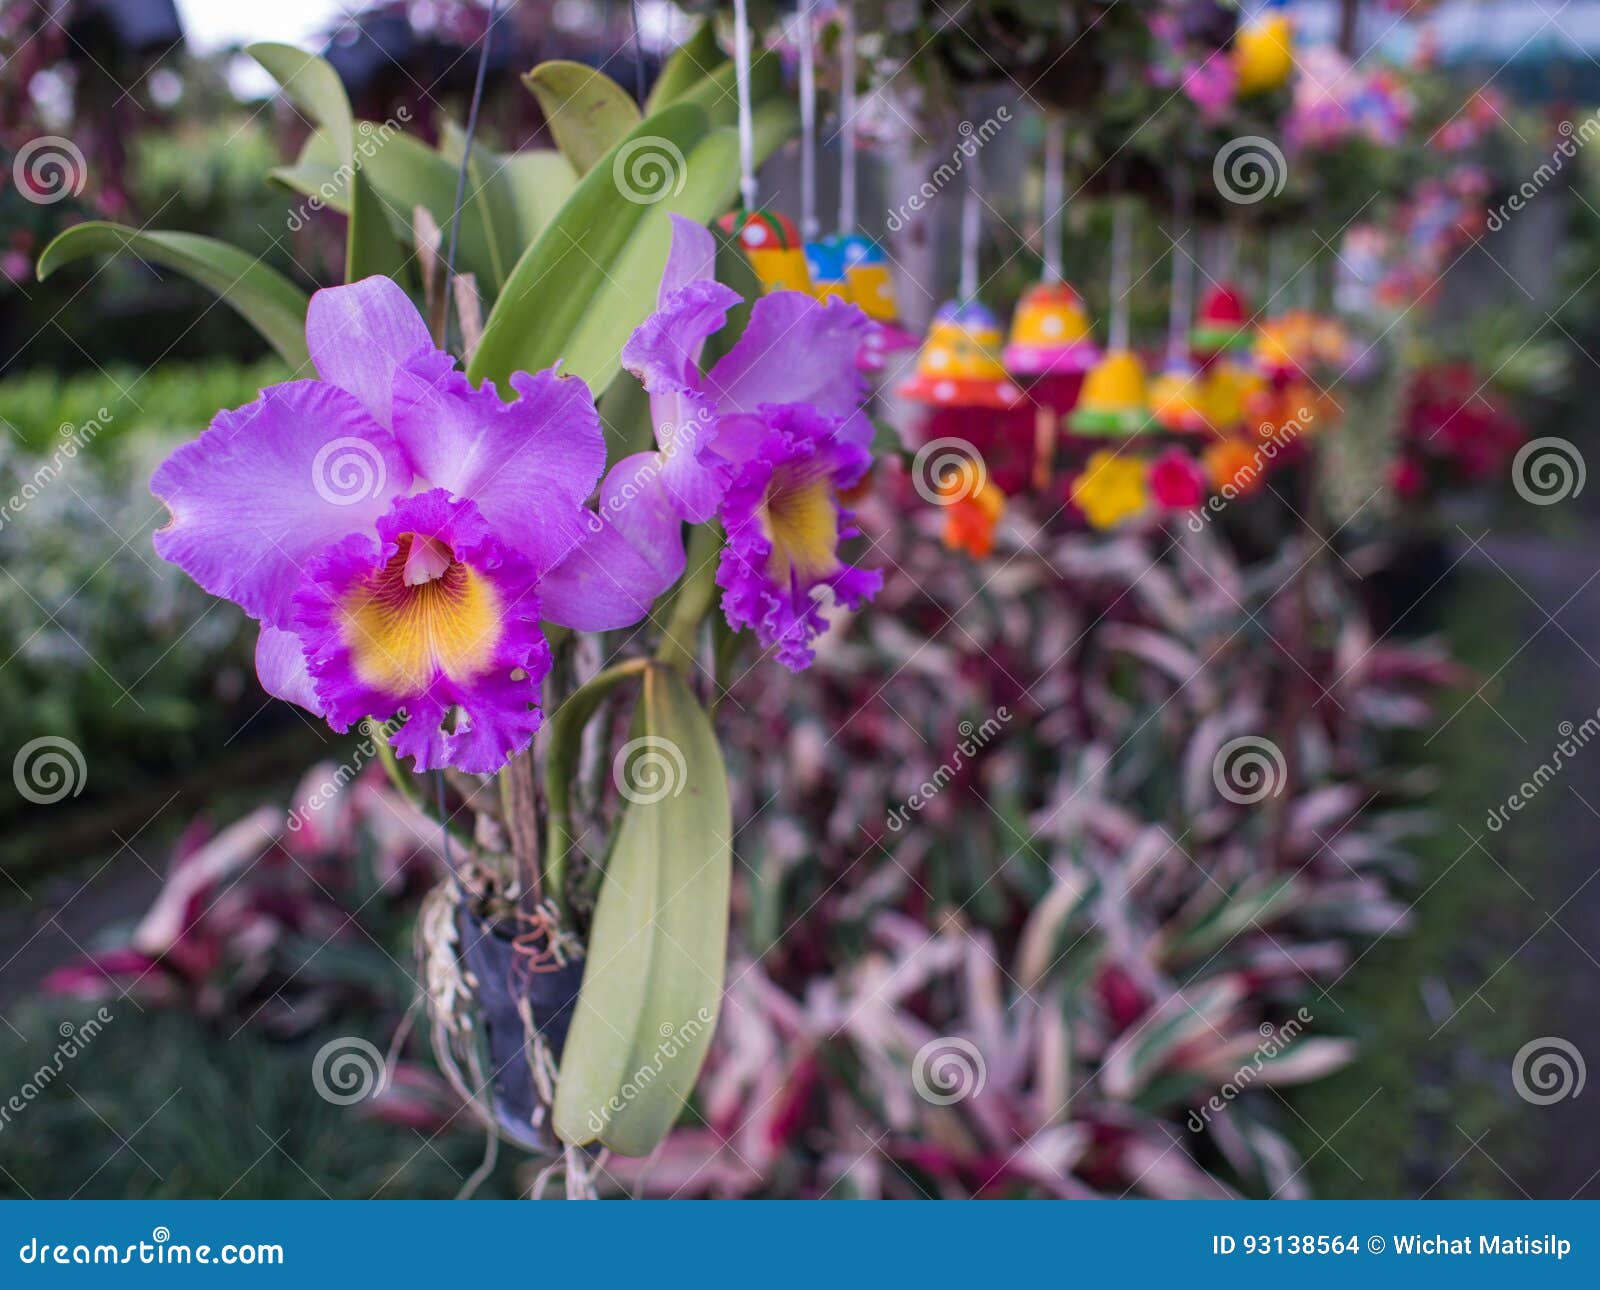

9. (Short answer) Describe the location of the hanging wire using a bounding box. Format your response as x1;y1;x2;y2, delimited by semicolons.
444;0;501;294
837;0;857;234
797;0;819;241
732;0;758;211
1109;199;1132;352
958;148;981;304
629;0;647;106
1040;111;1066;283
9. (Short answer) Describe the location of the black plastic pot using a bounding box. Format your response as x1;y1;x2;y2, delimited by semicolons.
455;906;585;1152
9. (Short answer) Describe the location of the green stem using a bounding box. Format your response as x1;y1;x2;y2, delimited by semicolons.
655;524;723;673
541;657;653;919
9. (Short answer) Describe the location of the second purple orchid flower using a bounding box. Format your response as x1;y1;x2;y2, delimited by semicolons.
149;214;881;775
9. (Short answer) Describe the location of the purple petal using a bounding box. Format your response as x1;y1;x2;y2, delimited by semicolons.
152;380;412;628
539;452;686;631
255;625;324;714
661;213;719;300
705;292;872;422
714;404;879;671
391;362;605;575
306;277;436;428
624;278;741;397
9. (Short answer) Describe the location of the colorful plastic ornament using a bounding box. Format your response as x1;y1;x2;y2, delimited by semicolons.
1004;281;1101;376
938;459;1006;559
1203;358;1266;434
832;234;918;372
1235;13;1295;97
804;236;851;303
718;209;814;295
898;301;1023;410
1069;350;1150;436
838;233;899;321
1148;362;1212;433
1071;449;1150;530
1191;282;1254;357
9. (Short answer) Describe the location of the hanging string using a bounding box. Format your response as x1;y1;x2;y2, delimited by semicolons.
1109;199;1132;352
1167;172;1193;366
797;0;819;241
732;0;758;211
958;149;981;303
444;0;501;297
1040;111;1066;283
837;0;858;235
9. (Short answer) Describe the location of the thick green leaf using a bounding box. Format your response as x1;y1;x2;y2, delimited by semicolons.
523;60;642;176
247;42;354;158
672;48;795;165
36;223;310;368
646;19;727;112
248;43;408;286
553;664;731;1157
468;103;740;395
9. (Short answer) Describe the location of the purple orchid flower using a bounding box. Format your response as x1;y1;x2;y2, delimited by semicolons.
151;277;676;774
620;215;883;670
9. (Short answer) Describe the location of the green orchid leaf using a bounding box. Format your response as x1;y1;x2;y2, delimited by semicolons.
248;43;409;286
522;60;642;176
36;223;310;368
553;663;731;1157
468;103;740;395
646;19;727;112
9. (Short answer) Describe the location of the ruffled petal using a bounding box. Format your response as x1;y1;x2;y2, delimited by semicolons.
624;278;741;397
293;490;550;775
704;292;872;423
391;362;605;575
306;276;436;428
151;380;412;628
255;625;323;714
539;452;686;632
714;405;879;671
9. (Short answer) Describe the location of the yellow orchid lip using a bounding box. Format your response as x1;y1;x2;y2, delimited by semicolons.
761;467;841;584
341;533;502;694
